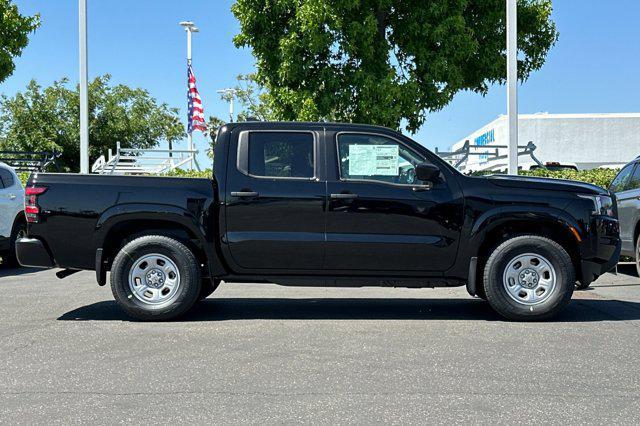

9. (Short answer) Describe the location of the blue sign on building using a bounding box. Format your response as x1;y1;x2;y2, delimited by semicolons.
475;129;495;163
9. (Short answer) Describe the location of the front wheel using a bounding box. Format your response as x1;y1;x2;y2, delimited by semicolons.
110;235;202;321
483;235;575;321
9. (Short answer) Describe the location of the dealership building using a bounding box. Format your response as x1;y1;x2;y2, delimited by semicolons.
445;113;640;172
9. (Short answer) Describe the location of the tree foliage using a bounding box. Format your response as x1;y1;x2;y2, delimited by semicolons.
232;0;558;132
0;0;40;83
0;75;184;171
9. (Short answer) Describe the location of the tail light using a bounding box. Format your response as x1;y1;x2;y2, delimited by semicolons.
25;186;47;223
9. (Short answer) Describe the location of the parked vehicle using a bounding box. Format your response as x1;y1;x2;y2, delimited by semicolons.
529;162;579;172
0;162;26;266
17;122;620;321
609;157;640;275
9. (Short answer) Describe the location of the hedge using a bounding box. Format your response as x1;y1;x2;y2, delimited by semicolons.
18;167;620;190
498;168;618;189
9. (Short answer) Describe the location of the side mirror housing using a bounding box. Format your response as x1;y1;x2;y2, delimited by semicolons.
415;163;440;183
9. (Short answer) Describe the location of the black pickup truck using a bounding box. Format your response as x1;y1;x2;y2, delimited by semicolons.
17;122;620;321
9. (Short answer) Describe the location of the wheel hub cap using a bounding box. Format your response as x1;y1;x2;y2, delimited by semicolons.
503;253;557;306
128;253;181;305
519;268;539;289
145;269;166;288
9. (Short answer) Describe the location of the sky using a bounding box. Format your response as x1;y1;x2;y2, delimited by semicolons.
2;0;640;167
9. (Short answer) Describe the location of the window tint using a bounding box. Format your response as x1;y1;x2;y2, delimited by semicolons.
0;168;13;188
337;134;427;185
629;164;640;191
610;164;635;192
248;132;314;178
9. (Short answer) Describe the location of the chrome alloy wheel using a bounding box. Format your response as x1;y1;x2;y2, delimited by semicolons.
502;253;557;306
128;253;181;305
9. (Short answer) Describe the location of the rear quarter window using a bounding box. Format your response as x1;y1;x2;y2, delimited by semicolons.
0;168;14;188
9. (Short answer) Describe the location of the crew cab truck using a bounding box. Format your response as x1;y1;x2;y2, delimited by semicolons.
17;122;620;321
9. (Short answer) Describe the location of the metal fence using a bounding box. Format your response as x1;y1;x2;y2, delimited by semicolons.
92;142;200;175
435;141;544;173
0;150;61;172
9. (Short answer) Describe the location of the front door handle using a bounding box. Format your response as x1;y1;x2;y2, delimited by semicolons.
231;191;259;198
330;193;358;199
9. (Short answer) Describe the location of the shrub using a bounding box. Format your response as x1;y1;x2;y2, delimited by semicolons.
163;169;212;179
472;168;620;189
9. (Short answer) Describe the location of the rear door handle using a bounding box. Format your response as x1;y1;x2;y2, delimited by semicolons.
231;191;259;198
9;194;16;200
330;193;358;199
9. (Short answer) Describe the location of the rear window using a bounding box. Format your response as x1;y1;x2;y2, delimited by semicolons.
248;132;314;178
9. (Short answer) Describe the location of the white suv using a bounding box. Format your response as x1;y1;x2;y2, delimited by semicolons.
0;163;26;266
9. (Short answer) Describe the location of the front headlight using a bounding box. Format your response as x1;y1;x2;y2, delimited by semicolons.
578;194;614;217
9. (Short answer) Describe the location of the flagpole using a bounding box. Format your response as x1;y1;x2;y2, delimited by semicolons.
180;21;199;171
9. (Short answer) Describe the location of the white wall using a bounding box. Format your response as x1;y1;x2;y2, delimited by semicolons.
450;113;640;171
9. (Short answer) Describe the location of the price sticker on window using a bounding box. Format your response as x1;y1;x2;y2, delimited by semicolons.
348;145;399;176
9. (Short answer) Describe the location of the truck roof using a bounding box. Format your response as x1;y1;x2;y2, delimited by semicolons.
221;121;399;134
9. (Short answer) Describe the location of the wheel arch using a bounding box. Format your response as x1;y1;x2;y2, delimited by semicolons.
470;209;583;291
95;204;226;280
11;211;26;232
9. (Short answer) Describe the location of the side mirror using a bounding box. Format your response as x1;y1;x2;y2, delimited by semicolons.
415;163;440;183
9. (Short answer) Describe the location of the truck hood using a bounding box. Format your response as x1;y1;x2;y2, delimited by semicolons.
486;175;607;195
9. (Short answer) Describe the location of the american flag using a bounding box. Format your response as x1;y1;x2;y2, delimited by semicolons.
187;64;207;133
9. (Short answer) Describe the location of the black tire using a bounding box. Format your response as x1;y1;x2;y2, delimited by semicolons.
483;235;575;321
199;278;221;301
110;235;201;321
6;220;27;267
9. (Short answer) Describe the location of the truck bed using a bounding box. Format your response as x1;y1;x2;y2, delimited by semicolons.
26;173;216;270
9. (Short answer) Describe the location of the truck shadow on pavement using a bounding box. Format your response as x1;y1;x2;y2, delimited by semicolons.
57;297;640;323
0;266;42;278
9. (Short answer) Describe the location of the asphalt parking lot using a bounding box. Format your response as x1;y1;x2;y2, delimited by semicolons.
1;265;639;424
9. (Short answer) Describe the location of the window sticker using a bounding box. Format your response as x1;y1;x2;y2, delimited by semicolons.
348;144;399;176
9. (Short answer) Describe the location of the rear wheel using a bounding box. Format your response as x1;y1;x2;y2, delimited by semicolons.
483;235;574;321
110;235;201;321
6;220;27;267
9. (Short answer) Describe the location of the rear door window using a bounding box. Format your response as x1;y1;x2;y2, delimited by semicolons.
247;132;315;178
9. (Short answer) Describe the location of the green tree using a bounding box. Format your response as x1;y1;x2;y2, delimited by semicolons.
232;0;558;132
0;0;40;83
0;75;184;171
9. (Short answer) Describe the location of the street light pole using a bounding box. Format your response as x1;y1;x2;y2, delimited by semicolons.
180;21;199;170
506;0;518;175
217;88;237;122
79;0;89;174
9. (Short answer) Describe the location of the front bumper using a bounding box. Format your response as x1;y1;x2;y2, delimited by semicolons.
16;238;55;268
580;216;621;286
